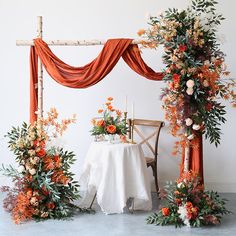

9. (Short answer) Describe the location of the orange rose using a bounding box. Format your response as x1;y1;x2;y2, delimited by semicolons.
107;97;113;101
162;207;170;217
106;125;116;134
97;119;105;127
105;102;111;106
98;109;104;114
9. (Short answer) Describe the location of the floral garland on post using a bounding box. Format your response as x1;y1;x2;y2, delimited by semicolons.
0;108;89;224
137;0;235;227
138;0;236;156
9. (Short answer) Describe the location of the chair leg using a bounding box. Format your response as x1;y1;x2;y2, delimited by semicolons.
151;164;159;196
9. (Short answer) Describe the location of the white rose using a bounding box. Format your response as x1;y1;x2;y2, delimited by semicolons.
192;124;201;131
29;168;36;175
186;79;195;88
18;165;25;173
185;118;193;126
186;87;194;95
203;80;209;87
187;134;195;140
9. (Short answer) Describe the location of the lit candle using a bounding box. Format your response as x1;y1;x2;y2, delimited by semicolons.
132;102;135;120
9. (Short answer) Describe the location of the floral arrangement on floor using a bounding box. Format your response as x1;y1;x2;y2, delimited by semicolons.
138;0;236;154
146;172;231;227
90;97;128;142
0;108;88;224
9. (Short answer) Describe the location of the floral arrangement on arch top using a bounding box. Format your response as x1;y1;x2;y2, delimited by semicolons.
90;97;128;141
138;0;236;154
0;108;89;224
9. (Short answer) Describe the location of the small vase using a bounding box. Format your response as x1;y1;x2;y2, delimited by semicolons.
105;134;116;143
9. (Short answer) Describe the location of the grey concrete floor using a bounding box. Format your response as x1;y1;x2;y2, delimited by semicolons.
0;193;235;236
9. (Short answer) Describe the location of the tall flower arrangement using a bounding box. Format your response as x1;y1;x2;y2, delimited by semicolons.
138;0;236;154
0;108;87;224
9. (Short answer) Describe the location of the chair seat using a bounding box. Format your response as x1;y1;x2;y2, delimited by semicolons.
145;157;155;164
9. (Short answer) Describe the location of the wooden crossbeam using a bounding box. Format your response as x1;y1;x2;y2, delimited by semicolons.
16;39;148;46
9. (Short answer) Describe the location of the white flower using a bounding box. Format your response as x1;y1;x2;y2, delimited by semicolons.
204;60;210;66
185;118;193;126
30;157;39;165
177;182;185;189
30;197;39;206
203;80;209;87
186;87;194;95
18;165;25;173
192;124;201;131
211;57;216;63
186;79;195;88
29;168;36;175
187;134;195;140
178;205;190;227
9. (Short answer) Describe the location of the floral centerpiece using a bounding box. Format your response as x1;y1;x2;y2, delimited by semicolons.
138;0;236;154
0;108;88;224
90;97;128;142
146;172;231;227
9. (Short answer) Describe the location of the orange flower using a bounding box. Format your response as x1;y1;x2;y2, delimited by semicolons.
120;135;127;143
54;155;61;168
107;105;113;111
106;125;116;134
105;102;111;106
179;44;187;52
91;118;96;125
47;202;55;210
36;148;46;157
173;74;181;85
26;189;33;199
162;207;170;216
98;109;104;114
107;97;113;101
97;119;105;127
116;110;122;116
44;156;54;170
137;29;146;36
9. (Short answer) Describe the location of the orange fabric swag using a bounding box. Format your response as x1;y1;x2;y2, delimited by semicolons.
29;37;203;181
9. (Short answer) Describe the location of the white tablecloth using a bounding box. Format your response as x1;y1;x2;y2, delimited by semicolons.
79;141;152;214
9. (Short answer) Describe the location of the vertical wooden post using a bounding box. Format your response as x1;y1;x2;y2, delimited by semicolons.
184;141;190;172
37;16;43;119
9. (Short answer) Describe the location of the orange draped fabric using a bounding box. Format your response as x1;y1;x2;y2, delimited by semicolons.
29;37;203;181
180;135;204;183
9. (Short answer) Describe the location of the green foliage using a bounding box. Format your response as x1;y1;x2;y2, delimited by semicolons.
146;174;231;227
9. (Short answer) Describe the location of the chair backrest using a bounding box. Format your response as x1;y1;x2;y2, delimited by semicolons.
128;119;164;162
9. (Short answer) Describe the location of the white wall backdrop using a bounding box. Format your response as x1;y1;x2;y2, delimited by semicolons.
0;0;235;192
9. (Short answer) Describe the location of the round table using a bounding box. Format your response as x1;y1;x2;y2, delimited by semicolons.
79;141;152;214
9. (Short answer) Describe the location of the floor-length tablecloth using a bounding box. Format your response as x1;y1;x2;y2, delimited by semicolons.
79;142;152;214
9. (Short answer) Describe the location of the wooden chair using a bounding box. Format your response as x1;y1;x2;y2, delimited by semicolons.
128;119;164;194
